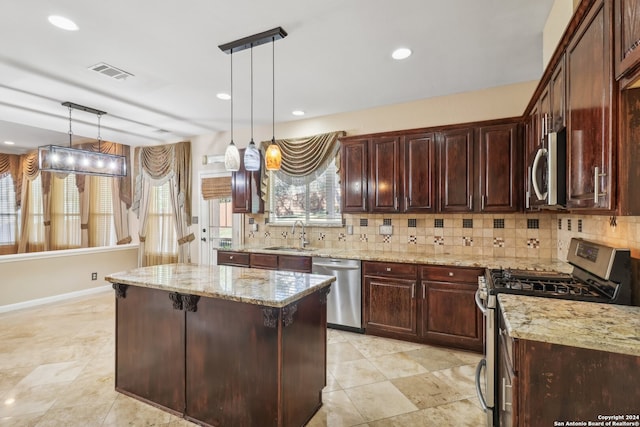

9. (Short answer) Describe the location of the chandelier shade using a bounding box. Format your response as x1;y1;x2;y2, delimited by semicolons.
38;102;127;177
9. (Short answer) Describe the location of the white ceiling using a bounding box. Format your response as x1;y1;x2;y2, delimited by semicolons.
0;0;555;155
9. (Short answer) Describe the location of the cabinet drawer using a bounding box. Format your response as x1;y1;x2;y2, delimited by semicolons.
363;261;416;278
278;255;312;273
420;265;483;284
250;253;279;270
217;251;250;267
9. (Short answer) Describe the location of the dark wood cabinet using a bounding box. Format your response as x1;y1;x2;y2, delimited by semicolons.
614;0;640;79
369;136;401;212
231;148;264;214
217;250;250;267
566;0;614;210
363;261;418;339
497;305;640;426
340;138;369;212
550;55;566;132
402;133;437;212
250;253;279;270
115;286;186;415
438;128;475;212
278;255;312;273
420;266;484;352
477;122;521;212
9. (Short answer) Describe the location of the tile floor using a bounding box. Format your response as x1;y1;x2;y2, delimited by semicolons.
0;291;485;426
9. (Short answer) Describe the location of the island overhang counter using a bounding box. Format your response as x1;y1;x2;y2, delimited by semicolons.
105;263;335;427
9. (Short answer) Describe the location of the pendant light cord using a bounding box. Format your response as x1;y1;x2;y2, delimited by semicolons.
68;104;73;148
250;46;254;142
97;113;102;152
230;51;234;142
272;36;275;141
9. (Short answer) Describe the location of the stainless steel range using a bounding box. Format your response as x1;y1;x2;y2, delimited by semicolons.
474;238;632;427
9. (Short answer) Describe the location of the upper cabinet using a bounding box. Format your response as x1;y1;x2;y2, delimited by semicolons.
231;148;264;214
402;133;437;212
369;136;401;212
550;55;567;132
614;0;640;79
566;0;613;210
341;138;369;212
340;118;523;215
477;122;522;212
439;128;475;213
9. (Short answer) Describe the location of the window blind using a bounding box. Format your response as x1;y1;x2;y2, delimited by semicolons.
201;176;232;200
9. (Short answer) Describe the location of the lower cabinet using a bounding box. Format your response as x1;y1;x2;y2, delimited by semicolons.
497;306;640;426
420;265;484;352
220;251;311;273
363;261;484;351
363;261;418;340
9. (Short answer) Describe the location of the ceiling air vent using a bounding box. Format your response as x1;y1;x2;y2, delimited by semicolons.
88;62;134;80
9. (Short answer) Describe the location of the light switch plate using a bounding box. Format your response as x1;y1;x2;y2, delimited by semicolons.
379;225;393;235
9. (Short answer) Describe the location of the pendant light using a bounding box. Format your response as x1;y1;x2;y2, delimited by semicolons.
224;51;240;171
244;46;261;171
265;36;282;171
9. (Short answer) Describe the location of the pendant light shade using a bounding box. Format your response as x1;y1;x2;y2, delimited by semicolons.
244;46;260;171
265;139;282;171
224;52;240;171
266;36;282;171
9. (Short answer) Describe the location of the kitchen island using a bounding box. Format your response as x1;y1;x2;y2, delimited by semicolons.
105;263;335;427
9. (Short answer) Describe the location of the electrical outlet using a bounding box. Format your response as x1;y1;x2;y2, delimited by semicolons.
91;272;97;280
379;225;393;235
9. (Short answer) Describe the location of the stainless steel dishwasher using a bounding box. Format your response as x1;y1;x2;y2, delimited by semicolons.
312;257;362;332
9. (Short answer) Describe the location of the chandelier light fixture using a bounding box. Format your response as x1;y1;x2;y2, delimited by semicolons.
244;46;261;171
223;52;240;171
38;102;127;177
265;36;282;171
219;27;287;172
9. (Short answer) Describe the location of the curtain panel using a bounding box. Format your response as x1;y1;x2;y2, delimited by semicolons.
259;131;344;209
0;153;22;208
133;140;193;265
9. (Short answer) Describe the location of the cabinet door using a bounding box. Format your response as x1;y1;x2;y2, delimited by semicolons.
231;149;263;214
439;128;474;212
566;0;613;210
550;55;566;132
614;0;640;78
115;286;185;413
420;280;483;352
477;122;521;212
402;133;436;212
369;137;401;212
341;139;369;212
498;344;517;427
364;275;417;337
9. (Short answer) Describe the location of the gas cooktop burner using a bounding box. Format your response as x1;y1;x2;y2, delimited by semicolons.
488;268;616;301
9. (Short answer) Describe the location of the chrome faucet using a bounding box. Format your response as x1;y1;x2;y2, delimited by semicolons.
291;220;308;248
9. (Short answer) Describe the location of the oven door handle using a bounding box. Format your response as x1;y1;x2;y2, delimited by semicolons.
474;289;487;315
475;358;488;412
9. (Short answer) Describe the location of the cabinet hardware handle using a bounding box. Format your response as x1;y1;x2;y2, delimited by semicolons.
481;195;485;211
386;267;391;272
502;377;512;410
229;255;234;259
411;283;415;299
422;284;426;299
594;167;607;205
245;200;249;210
469;195;473;210
526;166;531;209
405;196;409;209
448;272;454;277
394;197;398;210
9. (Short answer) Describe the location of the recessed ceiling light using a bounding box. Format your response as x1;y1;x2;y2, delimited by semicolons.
4;141;15;145
292;110;305;116
48;15;79;31
392;48;412;60
216;93;231;100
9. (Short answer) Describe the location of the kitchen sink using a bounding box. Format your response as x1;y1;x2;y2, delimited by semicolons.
263;246;314;252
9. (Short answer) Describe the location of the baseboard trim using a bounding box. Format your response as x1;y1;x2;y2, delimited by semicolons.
0;285;111;313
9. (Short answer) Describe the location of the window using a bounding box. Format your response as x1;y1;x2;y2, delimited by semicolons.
50;174;81;250
89;175;116;247
209;197;233;249
24;174;45;251
145;181;177;265
0;175;18;245
269;160;341;225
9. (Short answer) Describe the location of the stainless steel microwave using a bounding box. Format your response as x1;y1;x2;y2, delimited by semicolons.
530;129;566;208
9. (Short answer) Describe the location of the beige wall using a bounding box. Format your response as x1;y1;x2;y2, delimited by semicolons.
0;245;138;309
543;0;574;68
191;80;539;263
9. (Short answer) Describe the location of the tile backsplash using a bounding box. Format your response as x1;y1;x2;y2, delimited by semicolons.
244;212;640;260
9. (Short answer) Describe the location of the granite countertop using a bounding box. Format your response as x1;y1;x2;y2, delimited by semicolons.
232;245;573;273
105;263;335;308
498;294;640;357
